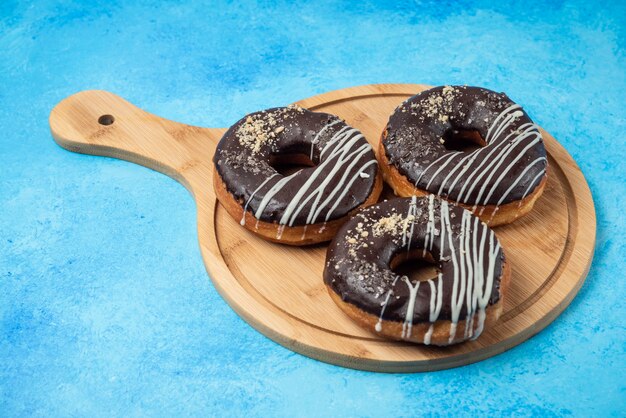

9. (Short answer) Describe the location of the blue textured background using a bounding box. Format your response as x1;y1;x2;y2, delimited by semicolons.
1;1;625;416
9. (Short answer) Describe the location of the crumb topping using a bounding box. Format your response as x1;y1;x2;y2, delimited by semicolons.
411;85;458;120
287;103;305;113
372;213;405;237
235;106;304;154
237;113;279;153
217;150;274;176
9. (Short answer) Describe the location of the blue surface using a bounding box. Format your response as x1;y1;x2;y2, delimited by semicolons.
1;0;625;416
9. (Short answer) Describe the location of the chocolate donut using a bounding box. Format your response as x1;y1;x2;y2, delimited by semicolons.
324;196;510;346
379;86;548;226
213;105;383;245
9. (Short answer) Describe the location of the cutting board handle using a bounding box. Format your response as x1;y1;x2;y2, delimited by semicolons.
49;90;224;189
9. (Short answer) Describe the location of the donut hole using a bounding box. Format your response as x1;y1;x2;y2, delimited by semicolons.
442;129;486;153
269;153;316;176
390;250;439;283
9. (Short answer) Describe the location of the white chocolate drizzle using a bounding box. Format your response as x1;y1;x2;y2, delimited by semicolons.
401;276;420;339
412;103;546;222
310;119;342;160
240;173;279;226
375;276;399;333
376;198;501;344
249;125;375;238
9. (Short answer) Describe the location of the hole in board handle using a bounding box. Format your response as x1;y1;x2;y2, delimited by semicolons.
98;114;115;126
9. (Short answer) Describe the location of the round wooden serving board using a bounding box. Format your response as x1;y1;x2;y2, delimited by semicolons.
49;84;595;372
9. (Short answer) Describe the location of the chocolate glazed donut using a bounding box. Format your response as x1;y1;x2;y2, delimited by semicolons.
213;105;383;245
379;86;548;226
324;196;510;346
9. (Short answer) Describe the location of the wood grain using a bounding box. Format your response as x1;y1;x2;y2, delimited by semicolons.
49;84;596;372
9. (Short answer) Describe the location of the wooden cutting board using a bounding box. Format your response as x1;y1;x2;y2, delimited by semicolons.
49;84;596;372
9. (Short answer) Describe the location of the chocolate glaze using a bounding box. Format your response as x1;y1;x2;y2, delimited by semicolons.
324;197;505;325
213;106;378;225
383;86;547;206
